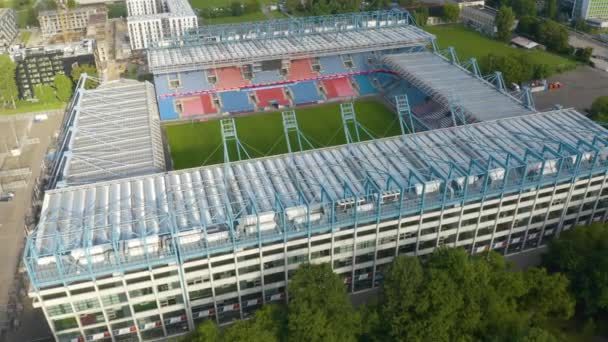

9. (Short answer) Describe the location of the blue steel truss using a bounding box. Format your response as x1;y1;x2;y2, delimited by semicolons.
221;118;250;162
158;10;417;48
484;71;507;93
282;110;314;153
522;87;536;111
340;102;375;144
22;109;608;290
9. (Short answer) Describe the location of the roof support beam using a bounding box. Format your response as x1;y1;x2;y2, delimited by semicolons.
220;119;250;163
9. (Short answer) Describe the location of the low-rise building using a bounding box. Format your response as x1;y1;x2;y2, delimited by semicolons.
460;5;507;37
0;8;18;49
126;0;197;50
38;6;106;39
13;41;95;98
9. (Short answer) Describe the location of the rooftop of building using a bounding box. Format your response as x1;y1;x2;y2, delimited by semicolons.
147;10;433;73
38;5;106;16
11;40;95;59
47;76;166;189
127;0;196;21
384;51;533;121
24;107;608;287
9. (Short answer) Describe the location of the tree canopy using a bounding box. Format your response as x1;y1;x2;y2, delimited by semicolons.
367;248;573;341
54;73;73;102
71;64;99;89
441;4;460;23
287;263;360;342
495;6;516;42
543;223;608;319
284;0;362;15
0;54;18;109
33;84;56;104
589;96;608;122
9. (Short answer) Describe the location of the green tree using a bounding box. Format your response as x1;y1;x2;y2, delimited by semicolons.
53;73;73;102
0;54;18;109
243;0;259;13
517;15;541;37
188;319;220;342
545;0;557;19
511;0;536;17
378;248;569;341
230;1;244;16
107;3;127;18
480;54;535;84
284;0;302;13
223;304;285;342
521;267;575;323
441;3;460;22
574;47;593;63
589;96;608;122
33;84;56;103
537;19;570;53
542;223;608;318
71;64;98;89
414;7;429;26
287;263;360;342
496;6;516;42
67;0;77;9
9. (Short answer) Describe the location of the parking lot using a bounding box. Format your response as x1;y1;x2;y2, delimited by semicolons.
0;111;63;341
533;66;608;113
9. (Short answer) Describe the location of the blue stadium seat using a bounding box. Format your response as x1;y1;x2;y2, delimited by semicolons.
154;71;213;95
289;81;323;104
319;56;348;75
353;75;378;95
220;91;254;113
383;79;427;107
252;70;283;84
350;53;371;72
157;97;179;120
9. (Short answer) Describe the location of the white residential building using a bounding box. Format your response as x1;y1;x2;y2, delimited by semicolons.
0;8;18;48
126;0;197;50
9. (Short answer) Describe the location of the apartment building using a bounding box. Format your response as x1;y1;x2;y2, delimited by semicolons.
38;6;107;38
0;8;18;49
126;0;197;50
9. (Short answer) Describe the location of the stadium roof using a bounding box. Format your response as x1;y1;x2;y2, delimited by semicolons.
147;11;434;74
48;76;166;189
26;108;608;286
384;52;534;121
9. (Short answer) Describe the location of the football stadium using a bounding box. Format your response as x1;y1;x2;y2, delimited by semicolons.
24;10;608;342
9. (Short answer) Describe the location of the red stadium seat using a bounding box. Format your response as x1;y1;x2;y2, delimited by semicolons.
321;78;357;98
288;59;318;81
215;67;249;89
181;94;218;117
255;88;290;108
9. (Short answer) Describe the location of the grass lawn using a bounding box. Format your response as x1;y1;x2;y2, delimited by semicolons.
0;101;64;115
191;0;277;9
165;98;402;169
425;24;577;74
19;30;31;44
201;11;268;25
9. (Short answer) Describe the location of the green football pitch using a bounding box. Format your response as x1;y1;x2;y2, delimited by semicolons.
164;98;403;170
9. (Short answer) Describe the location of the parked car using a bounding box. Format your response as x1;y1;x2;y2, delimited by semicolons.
0;192;15;202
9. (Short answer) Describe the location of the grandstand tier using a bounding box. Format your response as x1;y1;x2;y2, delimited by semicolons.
181;94;218;117
147;11;433;73
220;91;254;113
322;77;358;98
215;67;249;89
288;58;318;81
255;88;290;108
289;81;324;105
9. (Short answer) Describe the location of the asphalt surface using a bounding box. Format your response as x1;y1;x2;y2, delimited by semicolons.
0;112;62;342
533;66;608;113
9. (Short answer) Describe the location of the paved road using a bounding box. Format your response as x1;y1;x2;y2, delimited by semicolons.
0;112;62;341
568;31;608;72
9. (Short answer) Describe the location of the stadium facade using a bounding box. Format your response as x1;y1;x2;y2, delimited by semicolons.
24;11;608;342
